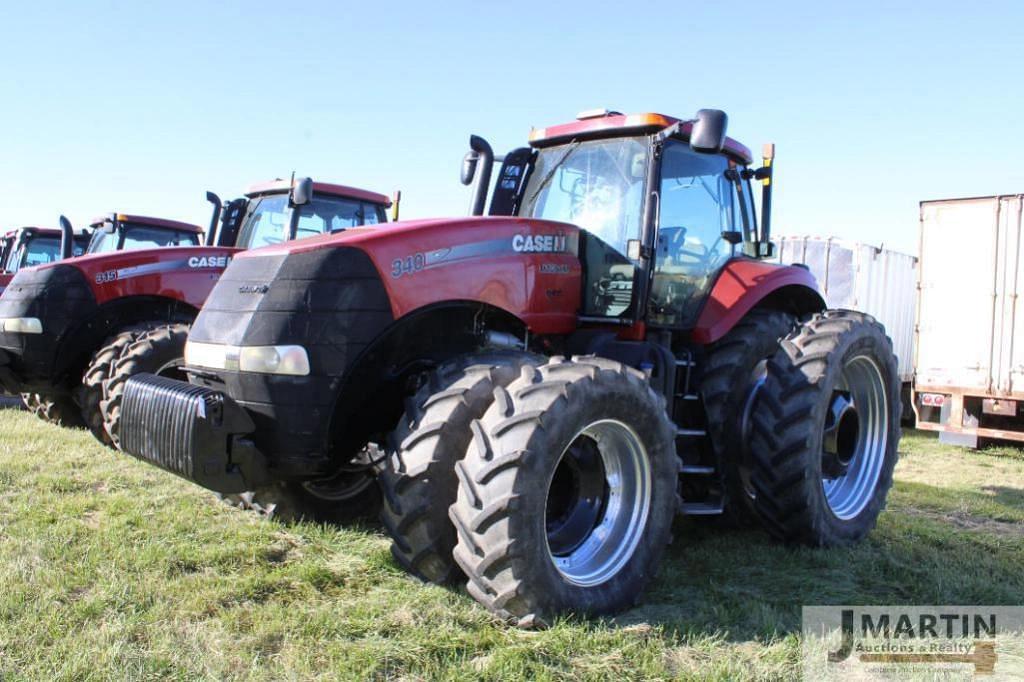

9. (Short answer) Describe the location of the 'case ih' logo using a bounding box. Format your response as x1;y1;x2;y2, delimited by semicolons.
512;234;568;253
188;255;231;268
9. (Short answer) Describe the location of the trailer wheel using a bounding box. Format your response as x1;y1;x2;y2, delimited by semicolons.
700;308;797;524
449;356;677;626
378;351;541;584
101;323;190;448
21;392;84;428
78;326;150;447
749;310;901;546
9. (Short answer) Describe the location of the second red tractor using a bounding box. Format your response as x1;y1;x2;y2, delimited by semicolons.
0;180;393;447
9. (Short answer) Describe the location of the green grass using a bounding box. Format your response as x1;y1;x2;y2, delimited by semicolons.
0;410;1021;680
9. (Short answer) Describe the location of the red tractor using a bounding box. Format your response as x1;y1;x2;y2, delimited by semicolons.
0;226;92;293
117;110;900;624
0;179;393;448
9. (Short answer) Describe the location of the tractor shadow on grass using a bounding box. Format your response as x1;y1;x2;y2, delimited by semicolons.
608;484;1024;642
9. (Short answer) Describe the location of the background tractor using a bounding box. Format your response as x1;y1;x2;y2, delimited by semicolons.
0;225;91;293
0;179;393;448
116;109;901;625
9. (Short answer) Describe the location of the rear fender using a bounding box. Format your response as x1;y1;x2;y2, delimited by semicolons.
692;260;825;344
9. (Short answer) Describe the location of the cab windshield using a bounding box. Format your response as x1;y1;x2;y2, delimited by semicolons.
518;136;649;317
519;136;648;255
6;235;87;272
88;223;201;254
236;193;386;250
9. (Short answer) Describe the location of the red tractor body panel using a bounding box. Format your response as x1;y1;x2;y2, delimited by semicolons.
241;216;584;334
33;246;240;308
692;260;823;344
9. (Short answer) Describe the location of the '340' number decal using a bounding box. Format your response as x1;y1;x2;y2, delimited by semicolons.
391;253;426;278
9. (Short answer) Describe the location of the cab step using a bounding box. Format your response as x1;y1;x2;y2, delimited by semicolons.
680;501;725;516
679;464;715;475
676;427;706;437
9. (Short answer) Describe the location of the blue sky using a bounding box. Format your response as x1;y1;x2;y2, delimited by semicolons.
1;1;1021;254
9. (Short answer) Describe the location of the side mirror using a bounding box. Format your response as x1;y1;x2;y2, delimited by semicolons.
626;239;642;261
102;215;117;234
690;109;728;154
721;230;742;245
290;177;313;206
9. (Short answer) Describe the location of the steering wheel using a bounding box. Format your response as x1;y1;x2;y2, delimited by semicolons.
659;223;724;266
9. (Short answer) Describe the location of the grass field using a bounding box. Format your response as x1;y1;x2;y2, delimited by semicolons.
0;408;1022;680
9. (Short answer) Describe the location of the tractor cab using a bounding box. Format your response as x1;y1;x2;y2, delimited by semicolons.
3;227;91;273
465;110;776;329
206;179;395;250
86;214;202;254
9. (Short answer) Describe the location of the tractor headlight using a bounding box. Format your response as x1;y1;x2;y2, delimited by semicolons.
0;317;43;334
185;341;310;376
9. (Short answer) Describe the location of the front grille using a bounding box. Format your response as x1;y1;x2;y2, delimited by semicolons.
120;373;262;493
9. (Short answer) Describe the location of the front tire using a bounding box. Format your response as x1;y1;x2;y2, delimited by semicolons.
449;356;677;626
749;310;901;546
79;325;151;447
101;323;190;448
378;351;540;584
21;392;84;428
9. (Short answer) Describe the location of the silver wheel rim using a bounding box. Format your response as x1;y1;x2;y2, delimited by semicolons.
822;354;889;520
544;419;652;587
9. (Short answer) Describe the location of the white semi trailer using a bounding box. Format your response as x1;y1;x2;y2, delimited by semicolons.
915;195;1024;447
774;235;918;419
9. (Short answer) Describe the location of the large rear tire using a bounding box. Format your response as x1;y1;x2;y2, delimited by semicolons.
78;325;151;447
378;351;540;585
101;323;190;448
449;356;677;626
21;392;84;428
749;310;901;546
700;309;797;524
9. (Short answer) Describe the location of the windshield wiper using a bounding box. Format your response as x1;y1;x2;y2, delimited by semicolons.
526;139;582;206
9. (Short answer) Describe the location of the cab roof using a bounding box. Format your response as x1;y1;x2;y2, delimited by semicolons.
3;226;66;239
245;180;392;207
89;214;203;233
528;111;754;165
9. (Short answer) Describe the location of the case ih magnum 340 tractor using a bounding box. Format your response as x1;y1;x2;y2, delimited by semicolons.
117;109;900;624
0;180;392;448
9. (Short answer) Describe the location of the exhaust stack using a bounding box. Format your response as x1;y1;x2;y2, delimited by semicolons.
205;192;222;246
58;215;74;260
462;135;494;216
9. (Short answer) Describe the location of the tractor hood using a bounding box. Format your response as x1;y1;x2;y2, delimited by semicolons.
28;245;240;308
236;216;584;334
0;245;239;391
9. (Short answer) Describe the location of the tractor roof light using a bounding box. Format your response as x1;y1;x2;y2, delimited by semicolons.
576;108;622;120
